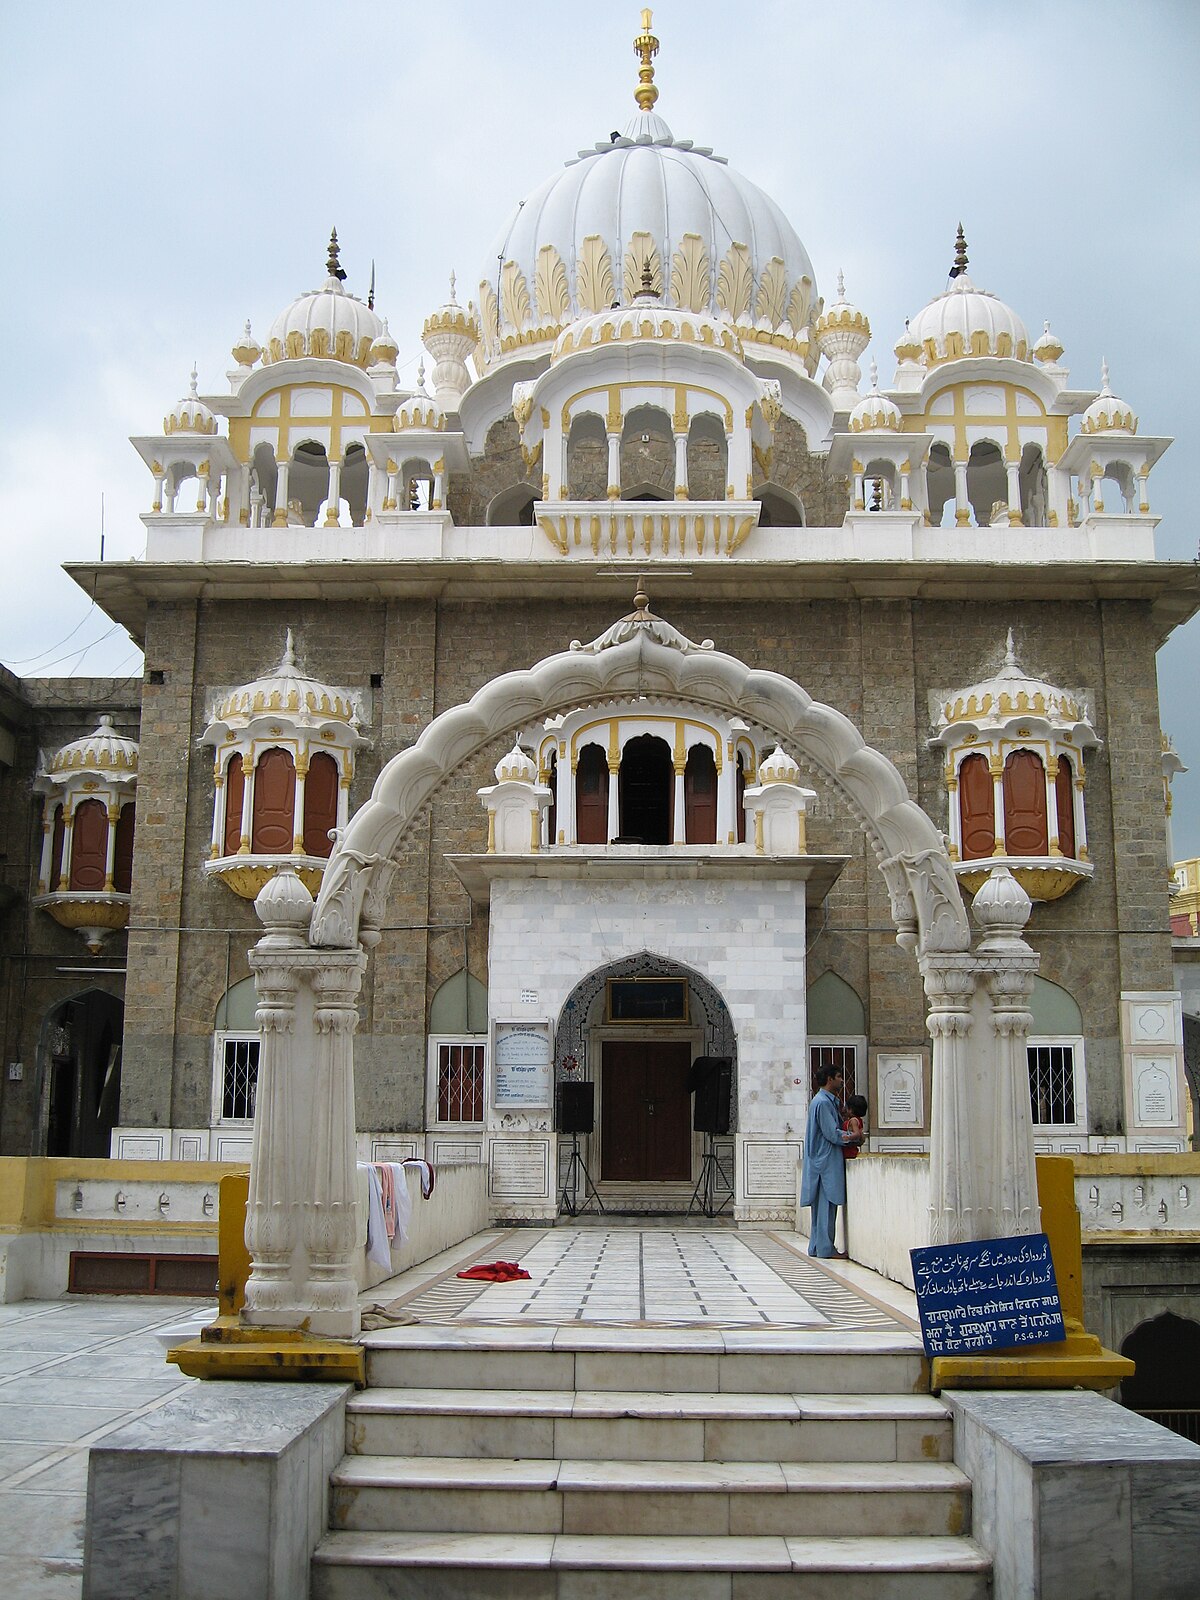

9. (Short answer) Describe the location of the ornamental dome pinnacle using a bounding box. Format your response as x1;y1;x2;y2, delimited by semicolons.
1081;361;1138;435
164;367;217;436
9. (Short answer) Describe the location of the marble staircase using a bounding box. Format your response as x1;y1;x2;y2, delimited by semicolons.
311;1326;992;1598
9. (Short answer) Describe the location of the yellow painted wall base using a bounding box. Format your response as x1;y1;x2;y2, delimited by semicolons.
930;1156;1134;1393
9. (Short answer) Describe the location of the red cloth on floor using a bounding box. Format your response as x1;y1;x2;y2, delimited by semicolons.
456;1261;531;1282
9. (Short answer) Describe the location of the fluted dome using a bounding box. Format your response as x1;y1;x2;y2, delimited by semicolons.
935;631;1094;738
207;632;362;732
495;743;537;783
849;364;901;432
757;746;802;784
263;231;382;369
1081;363;1138;435
164;370;216;436
475;105;817;370
552;299;743;364
394;381;445;431
47;715;138;779
905;273;1030;367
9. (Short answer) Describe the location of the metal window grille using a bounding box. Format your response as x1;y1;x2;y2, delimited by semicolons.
809;1044;857;1096
437;1043;485;1123
222;1038;260;1121
1027;1044;1075;1125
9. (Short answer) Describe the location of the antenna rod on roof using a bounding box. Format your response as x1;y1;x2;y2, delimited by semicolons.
368;259;376;310
99;492;105;562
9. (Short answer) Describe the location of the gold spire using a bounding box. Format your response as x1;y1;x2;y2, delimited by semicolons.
634;8;660;112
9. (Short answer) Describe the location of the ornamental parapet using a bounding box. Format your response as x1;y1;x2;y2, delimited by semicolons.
535;500;760;559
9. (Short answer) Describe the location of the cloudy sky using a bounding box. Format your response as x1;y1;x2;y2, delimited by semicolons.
3;1;1200;845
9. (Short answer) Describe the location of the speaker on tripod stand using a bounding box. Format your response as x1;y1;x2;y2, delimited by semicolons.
556;1081;603;1216
687;1056;733;1216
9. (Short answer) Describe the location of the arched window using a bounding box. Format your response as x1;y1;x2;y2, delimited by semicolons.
926;442;955;526
545;749;558;845
113;803;135;894
251;748;296;854
684;745;717;844
959;753;995;861
224;753;245;856
341;441;369;526
1019;443;1048;526
862;461;897;512
575;744;609;845
966;440;1006;526
565;412;607;501
303;751;339;858
1055;755;1076;859
1004;749;1048;855
685;413;728;501
49;803;65;890
754;484;805;527
69;799;109;891
620;406;673;499
289;440;329;525
736;751;748;843
487;483;538;525
619;734;672;844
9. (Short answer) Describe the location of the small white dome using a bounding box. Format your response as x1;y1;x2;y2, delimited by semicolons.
849;362;901;432
231;320;261;367
48;715;139;779
494;743;537;783
814;270;870;343
164;369;216;436
1033;320;1064;364
395;372;446;432
935;630;1097;742
369;317;399;367
422;271;479;351
1081;362;1138;435
758;746;802;784
263;230;383;369
209;631;362;730
904;233;1029;366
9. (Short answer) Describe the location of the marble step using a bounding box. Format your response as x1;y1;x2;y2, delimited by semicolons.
346;1388;953;1464
362;1327;926;1396
311;1530;992;1600
331;1453;972;1538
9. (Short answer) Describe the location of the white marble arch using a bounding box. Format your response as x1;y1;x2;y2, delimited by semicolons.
310;608;971;959
242;607;1041;1336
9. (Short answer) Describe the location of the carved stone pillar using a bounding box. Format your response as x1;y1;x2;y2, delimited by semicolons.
921;953;980;1245
243;867;366;1339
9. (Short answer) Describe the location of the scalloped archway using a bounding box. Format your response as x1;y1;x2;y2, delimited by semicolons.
310;609;969;959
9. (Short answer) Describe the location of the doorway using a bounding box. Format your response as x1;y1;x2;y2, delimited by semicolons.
601;1039;692;1181
43;990;123;1158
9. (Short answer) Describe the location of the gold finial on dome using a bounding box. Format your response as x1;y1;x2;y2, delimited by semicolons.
634;9;660;111
950;223;969;280
326;227;346;283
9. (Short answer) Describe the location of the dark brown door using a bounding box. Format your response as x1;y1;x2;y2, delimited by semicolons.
601;1040;692;1181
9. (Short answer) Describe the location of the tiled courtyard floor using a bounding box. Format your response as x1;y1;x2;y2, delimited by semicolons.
0;1295;203;1598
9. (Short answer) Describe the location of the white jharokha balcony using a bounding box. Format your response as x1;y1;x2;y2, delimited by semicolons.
534;500;761;559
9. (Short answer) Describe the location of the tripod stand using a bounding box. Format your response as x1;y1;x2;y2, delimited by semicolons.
688;1132;733;1217
559;1131;605;1217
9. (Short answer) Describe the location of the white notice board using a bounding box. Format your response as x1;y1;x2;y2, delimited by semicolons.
492;1021;553;1109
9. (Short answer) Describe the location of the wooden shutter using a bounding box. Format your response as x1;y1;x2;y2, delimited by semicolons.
958;753;995;860
684;745;717;844
113;803;135;893
223;754;244;856
69;799;108;891
303;752;339;858
1004;749;1048;855
1055;756;1076;858
575;745;608;844
251;748;296;854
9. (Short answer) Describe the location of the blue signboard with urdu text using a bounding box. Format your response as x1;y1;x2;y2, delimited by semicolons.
910;1233;1065;1356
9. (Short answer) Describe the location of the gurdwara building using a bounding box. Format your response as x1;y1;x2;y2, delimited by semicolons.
2;15;1196;1251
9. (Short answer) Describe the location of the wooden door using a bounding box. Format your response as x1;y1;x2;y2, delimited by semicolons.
601;1040;692;1181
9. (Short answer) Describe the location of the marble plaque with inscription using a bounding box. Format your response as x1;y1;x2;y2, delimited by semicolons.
1131;1056;1177;1126
494;1024;552;1109
743;1141;799;1196
489;1137;551;1198
877;1053;924;1129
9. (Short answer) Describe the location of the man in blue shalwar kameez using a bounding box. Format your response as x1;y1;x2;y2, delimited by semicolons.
800;1064;862;1257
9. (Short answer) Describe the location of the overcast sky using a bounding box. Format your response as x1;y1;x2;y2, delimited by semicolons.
3;1;1200;848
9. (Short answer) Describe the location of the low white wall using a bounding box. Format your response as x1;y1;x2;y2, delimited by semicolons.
0;1230;217;1304
796;1153;931;1289
355;1161;489;1292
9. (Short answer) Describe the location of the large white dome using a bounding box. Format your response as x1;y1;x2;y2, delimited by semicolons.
474;108;818;371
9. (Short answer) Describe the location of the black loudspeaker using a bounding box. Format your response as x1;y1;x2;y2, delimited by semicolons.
556;1081;594;1135
690;1056;733;1136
